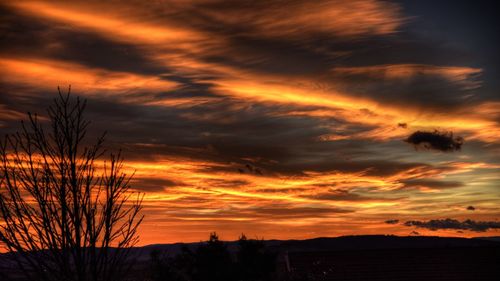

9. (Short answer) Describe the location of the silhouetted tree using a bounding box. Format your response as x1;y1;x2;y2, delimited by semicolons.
148;233;277;281
236;234;276;281
193;232;234;281
0;89;143;281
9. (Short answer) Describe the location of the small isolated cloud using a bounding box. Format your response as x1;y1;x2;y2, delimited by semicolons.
404;218;500;232
410;231;420;236
467;206;476;211
405;130;464;152
385;219;399;224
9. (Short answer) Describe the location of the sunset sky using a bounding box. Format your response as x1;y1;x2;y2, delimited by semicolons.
1;0;499;244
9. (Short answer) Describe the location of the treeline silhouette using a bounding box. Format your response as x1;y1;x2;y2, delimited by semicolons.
148;233;276;281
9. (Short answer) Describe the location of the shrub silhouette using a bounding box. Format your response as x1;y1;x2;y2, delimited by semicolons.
149;233;277;281
236;234;276;281
192;232;234;281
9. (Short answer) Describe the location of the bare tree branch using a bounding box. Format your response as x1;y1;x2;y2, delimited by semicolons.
0;88;144;281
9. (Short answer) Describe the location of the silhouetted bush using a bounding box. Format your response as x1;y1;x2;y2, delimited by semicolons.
236;235;276;281
192;232;234;281
148;233;276;281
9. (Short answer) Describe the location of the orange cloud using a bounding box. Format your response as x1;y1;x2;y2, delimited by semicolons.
213;75;499;142
0;57;178;99
3;149;498;246
0;105;26;126
8;1;208;48
332;64;482;88
9;1;497;143
198;0;405;38
122;156;495;219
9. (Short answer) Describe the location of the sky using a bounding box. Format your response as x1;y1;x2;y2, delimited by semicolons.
0;0;499;244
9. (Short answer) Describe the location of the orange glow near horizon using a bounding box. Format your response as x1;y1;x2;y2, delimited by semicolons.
120;156;500;245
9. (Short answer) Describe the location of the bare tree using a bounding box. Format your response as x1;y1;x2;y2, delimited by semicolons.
0;88;144;281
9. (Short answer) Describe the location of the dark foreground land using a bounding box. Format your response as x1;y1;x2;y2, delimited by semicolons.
1;235;500;281
286;246;499;280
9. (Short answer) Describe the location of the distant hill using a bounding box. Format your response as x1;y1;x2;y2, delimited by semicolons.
276;235;500;252
474;236;500;243
3;235;499;261
126;235;500;261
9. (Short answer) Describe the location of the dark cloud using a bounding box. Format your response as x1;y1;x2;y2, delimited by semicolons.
236;163;264;175
466;206;476;211
162;206;351;220
259;158;447;178
328;64;481;109
251;206;351;218
191;15;485;111
131;177;182;192
202;35;334;77
81;96;325;165
385;219;399;224
400;179;464;190
309;190;366;201
254;188;308;193
75;95;442;179
176;0;404;40
5;90;428;179
306;189;404;203
404;218;500;232
200;178;250;188
405;130;464;152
